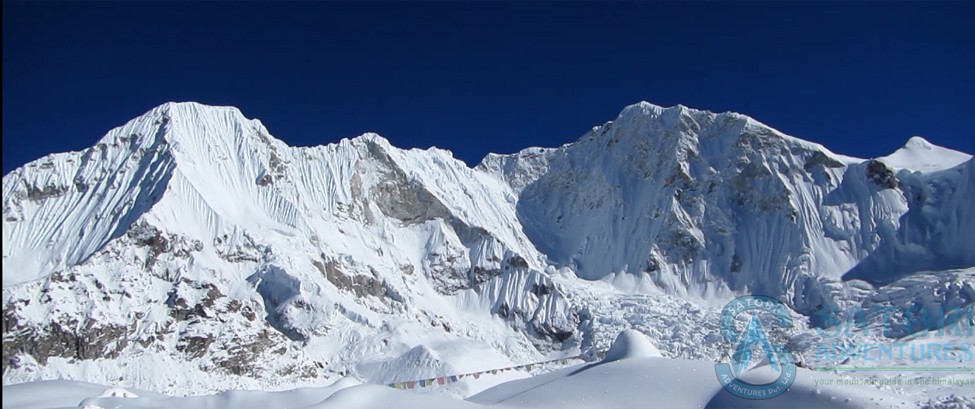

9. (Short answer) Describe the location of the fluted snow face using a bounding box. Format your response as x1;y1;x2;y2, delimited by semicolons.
485;102;974;308
2;102;567;394
2;101;972;394
3;104;176;285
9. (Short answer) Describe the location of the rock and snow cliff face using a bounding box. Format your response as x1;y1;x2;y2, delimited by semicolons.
482;102;974;311
2;101;972;394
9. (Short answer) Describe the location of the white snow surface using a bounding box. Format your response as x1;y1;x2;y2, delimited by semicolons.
879;136;972;173
3;101;974;406
4;349;952;409
601;329;663;361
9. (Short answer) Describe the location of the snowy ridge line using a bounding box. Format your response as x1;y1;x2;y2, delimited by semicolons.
384;351;607;389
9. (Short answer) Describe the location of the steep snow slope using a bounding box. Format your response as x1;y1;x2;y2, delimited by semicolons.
3;101;973;397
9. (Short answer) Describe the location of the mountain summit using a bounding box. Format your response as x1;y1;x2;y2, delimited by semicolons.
879;135;972;172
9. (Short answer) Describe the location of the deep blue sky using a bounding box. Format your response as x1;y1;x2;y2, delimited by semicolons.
3;2;973;174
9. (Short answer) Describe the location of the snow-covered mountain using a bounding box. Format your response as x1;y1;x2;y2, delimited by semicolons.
482;102;974;308
3;101;973;396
